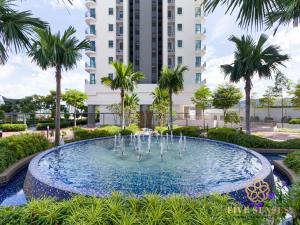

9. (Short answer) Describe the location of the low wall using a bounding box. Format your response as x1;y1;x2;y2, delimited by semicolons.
277;123;300;130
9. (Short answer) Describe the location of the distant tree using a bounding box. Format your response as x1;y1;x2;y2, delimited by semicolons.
259;87;276;118
250;92;258;119
212;84;243;119
272;72;292;125
102;62;144;129
291;83;300;109
224;111;241;127
19;95;43;124
62;89;87;127
124;93;140;125
191;86;212;128
159;65;188;131
220;34;289;134
150;88;169;127
40;91;57;118
0;109;5;122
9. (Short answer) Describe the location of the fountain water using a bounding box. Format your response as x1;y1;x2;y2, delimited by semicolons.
148;134;151;153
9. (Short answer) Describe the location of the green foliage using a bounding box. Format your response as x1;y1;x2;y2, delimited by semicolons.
0;110;5;121
292;83;300;109
208;128;300;149
155;126;168;134
151;88;169;127
0;194;267;225
36;119;87;130
73;126;138;141
163;126;204;137
0;124;27;132
124;93;140;125
62;89;87;110
224;111;241;124
0;134;50;173
191;85;212;111
289;118;300;124
212;84;243;116
286;183;300;222
284;152;300;173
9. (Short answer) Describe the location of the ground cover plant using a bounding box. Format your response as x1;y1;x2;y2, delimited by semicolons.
285;152;300;173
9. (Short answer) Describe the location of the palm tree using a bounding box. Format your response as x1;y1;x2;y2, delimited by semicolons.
28;26;89;146
159;65;188;131
101;62;144;129
124;93;140;125
221;34;289;134
0;0;46;64
151;87;169;127
204;0;300;31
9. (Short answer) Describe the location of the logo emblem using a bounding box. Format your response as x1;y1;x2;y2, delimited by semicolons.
245;179;270;204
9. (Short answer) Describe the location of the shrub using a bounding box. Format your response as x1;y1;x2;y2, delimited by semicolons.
207;128;300;149
36;120;72;130
155;126;168;134
289;118;300;124
0;134;51;173
0;110;5;121
0;194;267;225
73;126;137;141
284;152;300;173
163;126;205;137
0;124;27;132
121;124;140;135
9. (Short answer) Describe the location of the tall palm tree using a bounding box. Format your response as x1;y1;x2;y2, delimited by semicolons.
221;34;289;134
0;0;46;64
124;93;140;125
204;0;300;31
159;65;188;131
101;62;144;129
28;26;89;146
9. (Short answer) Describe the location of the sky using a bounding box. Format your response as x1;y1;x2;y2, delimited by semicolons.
0;0;299;99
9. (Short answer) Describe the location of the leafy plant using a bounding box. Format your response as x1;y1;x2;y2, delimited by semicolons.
0;124;27;132
284;152;300;173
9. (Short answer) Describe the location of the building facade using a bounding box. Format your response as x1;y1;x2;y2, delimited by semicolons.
84;0;206;126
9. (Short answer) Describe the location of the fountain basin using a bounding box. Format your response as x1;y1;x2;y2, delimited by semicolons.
24;136;275;204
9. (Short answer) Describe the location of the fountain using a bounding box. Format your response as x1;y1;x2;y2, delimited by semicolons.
24;135;275;205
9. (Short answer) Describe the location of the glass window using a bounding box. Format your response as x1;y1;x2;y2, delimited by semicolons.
90;74;96;84
196;73;201;84
90;25;96;35
195;56;201;67
177;40;183;48
90;57;96;68
195;40;201;51
90;41;96;51
108;24;114;31
195;7;201;17
108;73;114;79
90;8;96;18
177;24;182;31
177;56;183;65
108;57;113;64
177;7;182;15
195;24;201;34
108;40;114;48
108;8;114;15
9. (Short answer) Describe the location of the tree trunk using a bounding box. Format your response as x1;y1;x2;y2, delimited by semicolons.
74;108;77;127
169;91;173;131
121;89;125;129
281;97;284;128
55;65;62;146
245;78;252;134
203;108;205;128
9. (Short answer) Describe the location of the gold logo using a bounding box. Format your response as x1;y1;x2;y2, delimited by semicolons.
245;179;270;204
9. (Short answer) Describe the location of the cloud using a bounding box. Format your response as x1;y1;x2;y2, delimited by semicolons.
48;0;85;11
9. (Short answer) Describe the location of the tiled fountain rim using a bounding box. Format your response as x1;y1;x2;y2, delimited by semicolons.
27;136;273;197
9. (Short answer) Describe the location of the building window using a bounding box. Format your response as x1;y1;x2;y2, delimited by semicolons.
90;74;96;84
168;58;173;68
108;8;114;15
195;56;201;67
177;40;183;48
90;8;96;18
195;40;201;51
90;57;96;68
108;24;114;31
195;24;201;34
90;25;96;35
177;56;183;65
108;57;113;64
108;40;114;48
196;73;201;84
108;73;113;79
177;7;182;15
90;41;96;51
195;7;201;18
119;11;123;19
177;24;182;31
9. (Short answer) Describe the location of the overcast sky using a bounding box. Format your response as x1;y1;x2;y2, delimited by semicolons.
0;0;299;99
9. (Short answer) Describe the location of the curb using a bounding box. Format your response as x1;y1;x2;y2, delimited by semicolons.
273;160;298;184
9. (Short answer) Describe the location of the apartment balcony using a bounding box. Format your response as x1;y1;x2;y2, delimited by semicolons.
85;47;96;57
168;31;175;38
195;32;206;40
195;16;206;24
85;29;96;39
116;33;123;39
195;62;206;73
116;49;123;55
116;0;123;7
85;11;96;24
85;62;96;72
168;0;175;7
168;48;175;55
116;17;123;23
85;0;96;8
195;45;206;57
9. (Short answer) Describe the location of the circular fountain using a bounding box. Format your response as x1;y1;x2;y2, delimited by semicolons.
24;135;275;204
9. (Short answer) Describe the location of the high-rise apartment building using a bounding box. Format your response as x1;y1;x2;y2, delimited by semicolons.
85;0;206;126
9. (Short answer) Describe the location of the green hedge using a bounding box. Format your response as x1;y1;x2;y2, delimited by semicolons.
74;125;139;141
289;118;300;124
285;152;300;173
36;119;87;130
207;128;300;149
0;194;267;225
0;124;27;132
163;126;205;137
0;134;51;173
